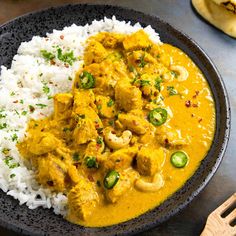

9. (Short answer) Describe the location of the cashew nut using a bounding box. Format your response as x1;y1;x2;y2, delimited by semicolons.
170;65;189;81
135;172;164;192
104;128;132;150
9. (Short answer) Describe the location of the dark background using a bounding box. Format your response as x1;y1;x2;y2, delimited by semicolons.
0;0;235;235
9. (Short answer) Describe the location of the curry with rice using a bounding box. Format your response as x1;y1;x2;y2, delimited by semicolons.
18;30;215;226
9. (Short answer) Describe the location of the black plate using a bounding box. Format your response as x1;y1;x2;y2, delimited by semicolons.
0;4;230;236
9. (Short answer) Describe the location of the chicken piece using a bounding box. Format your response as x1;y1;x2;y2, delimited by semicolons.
73;106;103;132
67;179;99;220
156;126;190;148
27;132;59;156
136;147;165;176
138;126;156;144
105;169;139;203
96;32;124;48
53;93;73;120
118;113;149;135
84;40;108;65
126;50;157;69
103;147;138;170
84;138;105;157
123;30;152;51
37;154;67;192
95;95;116;118
73;90;96;110
115;80;143;112
73;117;98;145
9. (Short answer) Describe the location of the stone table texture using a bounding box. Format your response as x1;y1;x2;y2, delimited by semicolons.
0;0;235;235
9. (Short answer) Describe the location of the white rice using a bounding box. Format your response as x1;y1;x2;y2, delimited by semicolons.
0;16;161;216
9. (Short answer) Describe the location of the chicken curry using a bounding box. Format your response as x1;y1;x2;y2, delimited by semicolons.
18;30;215;226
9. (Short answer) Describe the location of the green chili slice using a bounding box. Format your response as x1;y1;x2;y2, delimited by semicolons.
103;170;120;189
79;71;95;89
170;151;189;168
85;156;98;168
148;108;167;126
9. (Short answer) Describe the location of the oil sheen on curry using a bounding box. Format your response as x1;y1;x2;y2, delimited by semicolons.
18;30;215;227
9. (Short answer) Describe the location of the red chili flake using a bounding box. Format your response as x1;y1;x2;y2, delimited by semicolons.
73;163;79;168
164;138;169;145
47;180;54;186
198;118;203;123
193;90;199;99
13;100;18;103
50;60;55;65
132;120;138;125
185;100;191;107
96;144;101;150
64;64;69;68
29;106;35;113
191;113;195;117
45;38;49;41
192;103;199;108
153;91;158;96
88;175;94;182
111;131;116;134
95;123;100;129
60;35;64;40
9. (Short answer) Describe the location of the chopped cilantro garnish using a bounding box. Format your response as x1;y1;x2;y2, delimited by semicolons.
97;104;102;110
171;71;178;78
73;153;80;162
39;73;43;77
36;104;47;109
4;156;20;169
21;111;27;116
4;156;13;166
10;174;16;179
43;85;50;94
2;148;10;155
11;133;18;142
20;99;24;104
0;110;6;119
96;136;103;144
40;50;55;61
128;65;135;72
138;54;147;68
108;120;114;126
155;77;162;91
9;162;20;169
167;86;178;96
0;123;7;129
10;92;15;96
139;80;150;87
10;174;16;178
144;45;152;52
68;76;73;81
63;127;71;132
57;48;76;65
107;99;114;107
14;109;19;115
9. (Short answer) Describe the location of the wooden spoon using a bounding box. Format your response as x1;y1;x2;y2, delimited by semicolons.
201;193;236;235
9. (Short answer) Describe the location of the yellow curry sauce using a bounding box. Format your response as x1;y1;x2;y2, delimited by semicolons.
18;30;215;227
